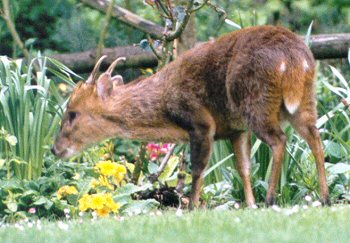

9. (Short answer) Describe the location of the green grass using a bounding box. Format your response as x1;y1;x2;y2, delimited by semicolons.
1;207;350;243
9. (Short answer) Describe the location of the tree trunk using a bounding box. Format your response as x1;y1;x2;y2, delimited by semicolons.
174;0;198;56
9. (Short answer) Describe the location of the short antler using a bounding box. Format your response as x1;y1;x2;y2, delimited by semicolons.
86;55;107;84
106;57;126;75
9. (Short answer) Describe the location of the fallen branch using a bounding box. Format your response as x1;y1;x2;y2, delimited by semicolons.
310;33;350;60
49;33;350;72
49;45;158;73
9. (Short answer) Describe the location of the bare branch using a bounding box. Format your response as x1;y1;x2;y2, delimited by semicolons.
165;0;195;41
96;0;116;61
81;0;163;39
190;0;209;13
1;0;30;60
149;144;176;183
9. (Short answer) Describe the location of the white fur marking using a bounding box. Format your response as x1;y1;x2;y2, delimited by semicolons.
285;102;299;114
303;59;309;71
65;147;77;158
240;136;249;164
280;61;286;73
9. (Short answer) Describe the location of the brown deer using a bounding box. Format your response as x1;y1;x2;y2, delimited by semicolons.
52;25;330;208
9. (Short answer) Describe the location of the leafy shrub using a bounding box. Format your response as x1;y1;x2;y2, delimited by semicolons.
0;55;75;179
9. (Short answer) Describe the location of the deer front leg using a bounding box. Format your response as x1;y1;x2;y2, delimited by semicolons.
189;132;214;209
189;122;215;209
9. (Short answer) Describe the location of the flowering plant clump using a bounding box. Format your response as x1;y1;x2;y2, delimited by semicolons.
147;143;171;161
57;185;78;199
76;161;127;217
78;193;121;217
93;160;127;188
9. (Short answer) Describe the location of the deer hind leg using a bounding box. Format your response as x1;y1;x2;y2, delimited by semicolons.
254;125;287;206
232;131;256;207
288;110;330;205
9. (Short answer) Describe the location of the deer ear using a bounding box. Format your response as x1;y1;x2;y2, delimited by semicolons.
97;73;112;98
112;75;124;88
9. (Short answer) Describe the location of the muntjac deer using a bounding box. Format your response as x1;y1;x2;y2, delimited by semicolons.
52;26;330;208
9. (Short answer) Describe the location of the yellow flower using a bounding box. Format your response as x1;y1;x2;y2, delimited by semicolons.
95;160;118;176
91;194;106;210
97;206;111;217
78;193;121;216
78;194;91;212
92;176;114;190
57;185;78;199
115;164;127;183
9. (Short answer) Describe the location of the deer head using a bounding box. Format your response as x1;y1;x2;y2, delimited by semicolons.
51;56;126;158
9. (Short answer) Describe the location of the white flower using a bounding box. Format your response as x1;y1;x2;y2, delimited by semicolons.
57;221;69;231
134;209;141;215
6;135;17;146
272;205;281;212
305;195;312;202
312;201;322;207
176;209;183;217
251;204;258;209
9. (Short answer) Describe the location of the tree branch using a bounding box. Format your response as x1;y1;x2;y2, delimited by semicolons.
49;33;350;73
81;0;163;39
96;0;116;60
165;0;194;41
1;0;30;60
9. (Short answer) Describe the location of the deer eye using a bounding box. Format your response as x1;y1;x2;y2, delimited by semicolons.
68;111;79;124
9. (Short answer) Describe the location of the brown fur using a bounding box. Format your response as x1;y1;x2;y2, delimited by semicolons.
52;25;330;207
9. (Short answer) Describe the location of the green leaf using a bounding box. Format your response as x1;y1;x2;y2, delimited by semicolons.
32;196;50;206
305;21;313;47
25;38;37;47
6;201;18;212
159;156;180;182
327;163;350;174
148;162;159;174
224;19;241;29
165;171;192;187
76;178;94;201
115;183;152;197
122;199;159;214
0;159;5;169
324;140;347;159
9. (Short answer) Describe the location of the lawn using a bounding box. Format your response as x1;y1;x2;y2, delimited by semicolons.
1;206;350;243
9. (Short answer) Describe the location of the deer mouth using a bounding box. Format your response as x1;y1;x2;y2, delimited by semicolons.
51;144;78;159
